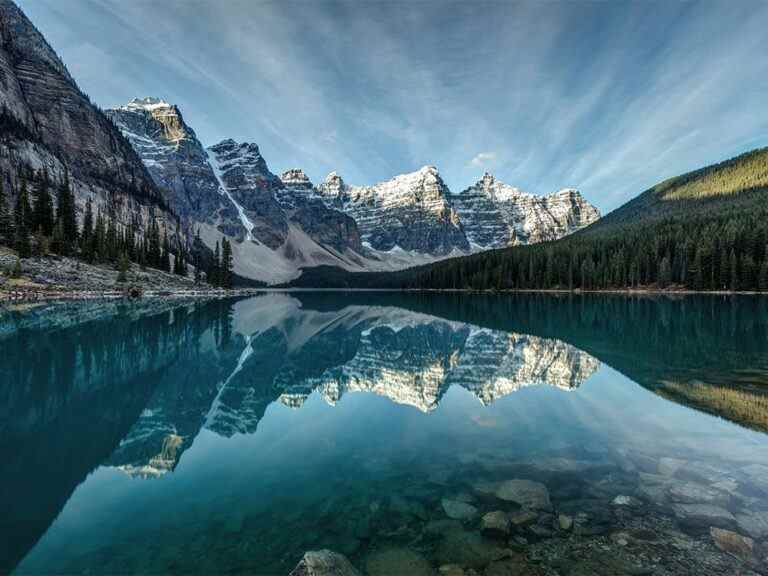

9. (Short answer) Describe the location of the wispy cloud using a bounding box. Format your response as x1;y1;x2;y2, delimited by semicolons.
470;152;497;168
17;0;768;210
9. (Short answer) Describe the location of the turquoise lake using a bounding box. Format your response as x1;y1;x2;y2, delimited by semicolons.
2;294;768;575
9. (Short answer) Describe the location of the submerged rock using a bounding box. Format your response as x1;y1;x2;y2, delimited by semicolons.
481;511;511;537
509;510;538;526
442;498;478;521
612;495;641;507
495;479;551;510
289;550;360;576
436;530;505;568
658;457;687;477
710;527;754;561
366;548;434;576
557;514;573;531
736;510;768;539
668;482;729;506
438;565;465;576
672;503;736;530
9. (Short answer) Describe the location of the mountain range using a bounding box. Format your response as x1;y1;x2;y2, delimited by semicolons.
105;97;599;284
0;1;600;285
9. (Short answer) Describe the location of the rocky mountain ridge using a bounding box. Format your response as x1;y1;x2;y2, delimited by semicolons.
108;98;600;285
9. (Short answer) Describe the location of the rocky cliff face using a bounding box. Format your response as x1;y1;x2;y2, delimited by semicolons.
105;105;369;283
317;166;470;255
104;98;234;229
0;1;171;234
452;173;600;248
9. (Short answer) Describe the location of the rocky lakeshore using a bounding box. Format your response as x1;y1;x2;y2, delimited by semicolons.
282;447;768;576
0;251;257;301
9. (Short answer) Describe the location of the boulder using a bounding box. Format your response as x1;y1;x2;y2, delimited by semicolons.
509;510;538;527
736;510;768;539
710;527;754;561
668;482;729;506
495;479;551;511
672;504;736;531
481;511;511;537
557;514;573;531
289;550;360;576
442;498;478;521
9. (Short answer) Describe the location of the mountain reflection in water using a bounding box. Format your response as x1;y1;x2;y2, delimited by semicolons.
1;293;767;575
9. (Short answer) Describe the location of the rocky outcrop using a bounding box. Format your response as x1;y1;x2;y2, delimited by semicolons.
452;173;600;248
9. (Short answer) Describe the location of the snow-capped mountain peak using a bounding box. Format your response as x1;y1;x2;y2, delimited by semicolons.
123;97;173;111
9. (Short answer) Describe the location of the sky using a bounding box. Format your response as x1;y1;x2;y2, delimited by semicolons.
17;0;768;213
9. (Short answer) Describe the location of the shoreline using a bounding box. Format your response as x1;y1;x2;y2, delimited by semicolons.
2;286;766;303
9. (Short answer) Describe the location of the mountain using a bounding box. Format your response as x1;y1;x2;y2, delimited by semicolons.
584;146;768;234
316;165;469;255
453;173;599;248
106;100;370;283
0;2;173;237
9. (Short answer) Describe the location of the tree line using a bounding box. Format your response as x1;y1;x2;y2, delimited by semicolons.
0;166;234;287
411;198;768;292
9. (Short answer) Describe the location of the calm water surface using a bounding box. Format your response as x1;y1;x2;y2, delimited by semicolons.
2;294;768;575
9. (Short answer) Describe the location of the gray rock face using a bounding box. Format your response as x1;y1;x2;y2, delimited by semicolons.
289;550;360;576
317;166;469;255
207;139;287;247
105;99;233;229
452;173;600;248
0;2;172;237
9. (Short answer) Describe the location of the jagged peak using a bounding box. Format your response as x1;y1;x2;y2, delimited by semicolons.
418;165;440;177
280;168;311;186
123;97;173;112
208;139;261;156
325;171;342;183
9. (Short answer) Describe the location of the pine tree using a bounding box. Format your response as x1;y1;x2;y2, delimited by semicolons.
14;177;32;257
221;237;233;289
659;255;672;288
116;251;130;283
81;198;94;261
0;177;12;247
759;259;768;291
161;229;171;272
32;170;55;236
729;249;739;291
93;211;106;263
147;220;161;269
209;241;220;287
56;173;78;255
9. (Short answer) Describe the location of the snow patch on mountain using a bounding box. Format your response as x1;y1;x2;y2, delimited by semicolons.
206;149;256;241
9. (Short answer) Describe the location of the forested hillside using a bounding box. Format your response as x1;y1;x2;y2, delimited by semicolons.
290;147;768;291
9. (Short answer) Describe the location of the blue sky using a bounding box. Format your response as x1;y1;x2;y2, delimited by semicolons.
17;0;768;212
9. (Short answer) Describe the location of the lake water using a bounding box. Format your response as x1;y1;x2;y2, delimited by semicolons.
2;293;768;575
